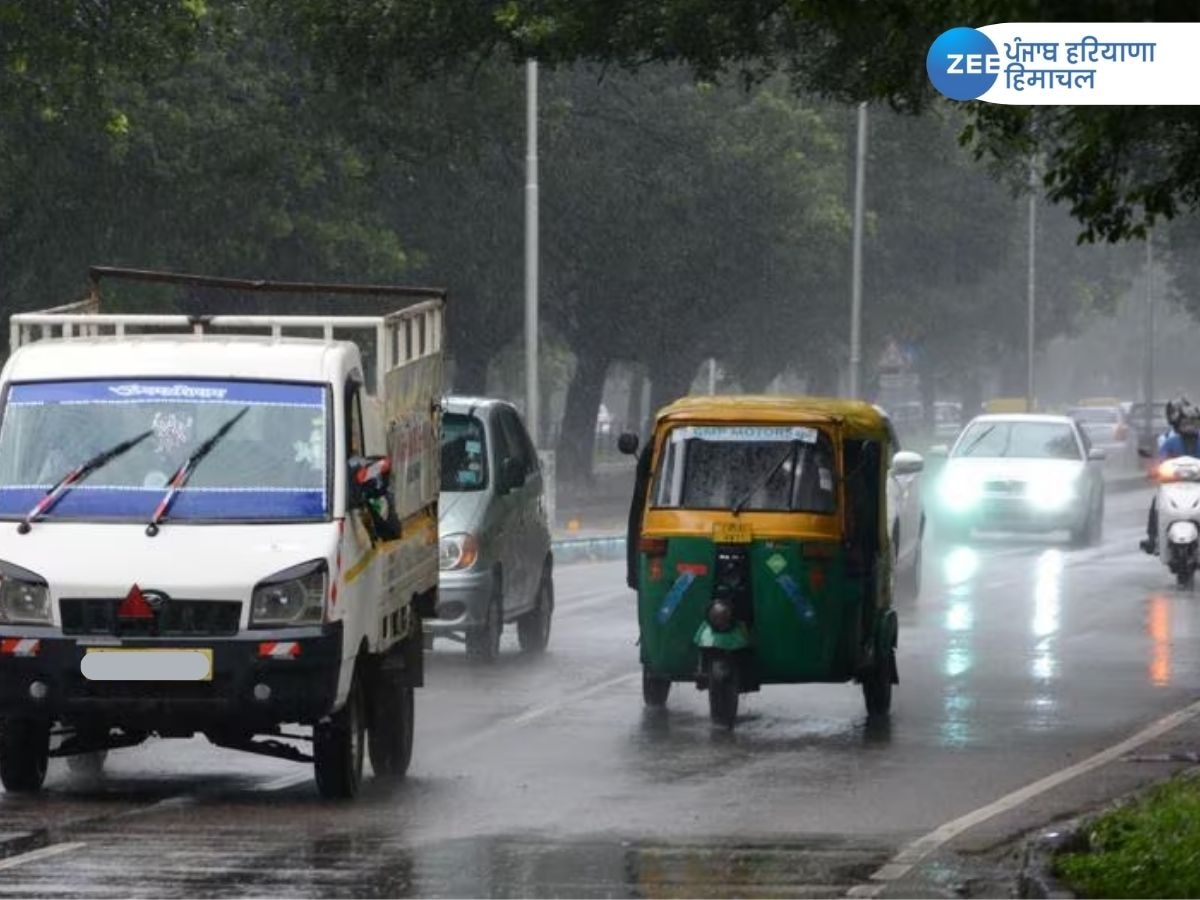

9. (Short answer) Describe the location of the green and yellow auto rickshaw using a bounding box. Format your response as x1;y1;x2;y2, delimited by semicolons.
618;396;898;728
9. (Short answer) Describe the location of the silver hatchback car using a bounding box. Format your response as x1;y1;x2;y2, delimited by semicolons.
431;396;554;662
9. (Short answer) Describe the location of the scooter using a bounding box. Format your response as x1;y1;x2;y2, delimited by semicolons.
1152;455;1200;589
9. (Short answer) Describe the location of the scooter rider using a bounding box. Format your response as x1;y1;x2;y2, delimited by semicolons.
1141;397;1200;554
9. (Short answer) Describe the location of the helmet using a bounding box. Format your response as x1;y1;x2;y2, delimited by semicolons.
1167;397;1191;429
1178;400;1200;435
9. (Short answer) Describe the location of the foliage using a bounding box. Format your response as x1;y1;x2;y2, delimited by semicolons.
1057;774;1200;898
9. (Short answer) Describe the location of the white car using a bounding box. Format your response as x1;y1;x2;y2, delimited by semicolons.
932;414;1106;544
877;411;925;597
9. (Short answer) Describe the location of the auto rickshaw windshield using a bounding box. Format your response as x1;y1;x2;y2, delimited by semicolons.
651;424;836;513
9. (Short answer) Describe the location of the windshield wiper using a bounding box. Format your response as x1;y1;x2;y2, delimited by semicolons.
17;429;154;534
145;407;249;536
958;424;996;458
732;444;797;516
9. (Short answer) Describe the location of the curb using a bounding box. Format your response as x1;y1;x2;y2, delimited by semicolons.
551;534;625;564
1018;823;1086;899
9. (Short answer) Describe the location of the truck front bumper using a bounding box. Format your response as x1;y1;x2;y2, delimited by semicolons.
0;623;343;733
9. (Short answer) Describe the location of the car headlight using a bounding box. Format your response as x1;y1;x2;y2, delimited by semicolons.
1027;476;1077;511
938;469;983;512
440;533;479;571
250;559;326;628
0;561;51;625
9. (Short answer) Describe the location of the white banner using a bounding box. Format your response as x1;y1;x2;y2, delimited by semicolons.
927;23;1196;105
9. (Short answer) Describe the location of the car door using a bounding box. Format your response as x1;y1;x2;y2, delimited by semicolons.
495;406;538;614
886;424;921;565
487;408;523;615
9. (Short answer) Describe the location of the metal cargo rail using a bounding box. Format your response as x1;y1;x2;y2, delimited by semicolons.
10;266;447;396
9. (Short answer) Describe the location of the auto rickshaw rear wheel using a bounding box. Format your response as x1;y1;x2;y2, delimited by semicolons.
863;650;895;717
708;657;739;729
642;669;671;707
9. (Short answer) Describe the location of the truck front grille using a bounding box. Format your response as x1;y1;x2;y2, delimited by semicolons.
60;598;241;637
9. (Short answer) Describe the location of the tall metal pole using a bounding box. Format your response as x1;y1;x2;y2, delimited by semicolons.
848;102;867;399
524;59;540;445
1026;156;1037;412
1144;232;1155;413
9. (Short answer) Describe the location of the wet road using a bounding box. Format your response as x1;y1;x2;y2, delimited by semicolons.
4;486;1200;897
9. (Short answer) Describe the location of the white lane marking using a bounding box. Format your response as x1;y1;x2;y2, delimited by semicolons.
846;697;1200;897
0;842;86;871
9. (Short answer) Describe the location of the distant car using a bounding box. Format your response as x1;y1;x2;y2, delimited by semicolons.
934;400;963;442
432;396;553;662
932;414;1106;545
1067;404;1133;469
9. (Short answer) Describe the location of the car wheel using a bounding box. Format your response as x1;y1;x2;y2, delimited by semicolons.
466;583;503;664
313;673;366;800
0;717;49;793
517;563;554;655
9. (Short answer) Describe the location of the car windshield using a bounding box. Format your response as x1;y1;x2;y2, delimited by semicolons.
954;421;1080;461
441;412;487;491
652;424;836;513
0;379;329;522
1069;408;1119;423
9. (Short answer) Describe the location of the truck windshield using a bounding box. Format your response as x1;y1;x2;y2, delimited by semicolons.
651;424;836;513
0;379;329;522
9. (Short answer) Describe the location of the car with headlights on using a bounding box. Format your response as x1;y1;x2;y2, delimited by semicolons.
930;414;1106;545
433;397;553;662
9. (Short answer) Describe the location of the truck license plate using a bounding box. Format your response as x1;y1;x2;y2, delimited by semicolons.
81;648;213;682
713;522;753;544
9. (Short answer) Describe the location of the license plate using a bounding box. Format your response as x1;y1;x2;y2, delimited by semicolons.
713;522;753;544
81;648;213;682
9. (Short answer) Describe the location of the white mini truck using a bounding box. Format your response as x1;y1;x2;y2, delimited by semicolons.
0;267;444;798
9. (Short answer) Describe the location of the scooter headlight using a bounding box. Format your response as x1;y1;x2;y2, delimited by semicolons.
0;561;51;625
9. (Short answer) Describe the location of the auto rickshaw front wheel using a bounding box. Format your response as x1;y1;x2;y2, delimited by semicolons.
642;669;671;707
863;650;896;717
707;657;739;729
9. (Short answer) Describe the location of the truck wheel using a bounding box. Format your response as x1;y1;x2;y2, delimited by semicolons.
314;675;365;799
367;674;414;780
707;657;739;729
466;588;502;664
642;669;671;708
0;717;50;793
66;751;107;777
517;565;554;655
863;650;895;717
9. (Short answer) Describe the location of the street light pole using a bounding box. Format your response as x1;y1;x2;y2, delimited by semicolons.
1144;232;1155;414
524;59;540;446
848;102;867;399
1026;155;1037;413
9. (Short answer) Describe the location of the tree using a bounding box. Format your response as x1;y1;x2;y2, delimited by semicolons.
281;0;1200;244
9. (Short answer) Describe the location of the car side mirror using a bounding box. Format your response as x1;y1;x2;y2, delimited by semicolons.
618;432;640;456
500;457;526;493
1088;448;1107;462
349;455;391;504
927;444;949;458
891;450;924;475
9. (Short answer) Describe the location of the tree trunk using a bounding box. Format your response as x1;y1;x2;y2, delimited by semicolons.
960;367;983;420
624;366;645;437
648;356;699;422
556;352;610;488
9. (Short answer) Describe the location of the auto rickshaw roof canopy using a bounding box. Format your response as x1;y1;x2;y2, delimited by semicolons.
654;395;891;441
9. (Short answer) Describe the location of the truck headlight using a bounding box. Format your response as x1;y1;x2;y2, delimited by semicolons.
939;470;982;512
250;559;326;628
0;561;51;625
440;533;479;571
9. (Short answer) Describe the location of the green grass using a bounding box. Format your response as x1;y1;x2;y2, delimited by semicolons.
1056;774;1200;898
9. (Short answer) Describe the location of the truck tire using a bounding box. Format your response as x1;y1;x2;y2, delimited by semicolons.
0;717;50;793
517;565;554;655
368;673;414;780
314;675;365;799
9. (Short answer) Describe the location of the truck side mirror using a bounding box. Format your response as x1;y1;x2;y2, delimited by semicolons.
499;457;526;493
349;455;391;505
617;432;640;456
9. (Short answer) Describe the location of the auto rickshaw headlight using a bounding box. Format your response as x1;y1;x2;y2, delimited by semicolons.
707;599;735;632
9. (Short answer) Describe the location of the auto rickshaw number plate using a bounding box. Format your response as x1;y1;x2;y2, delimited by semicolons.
713;522;753;544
